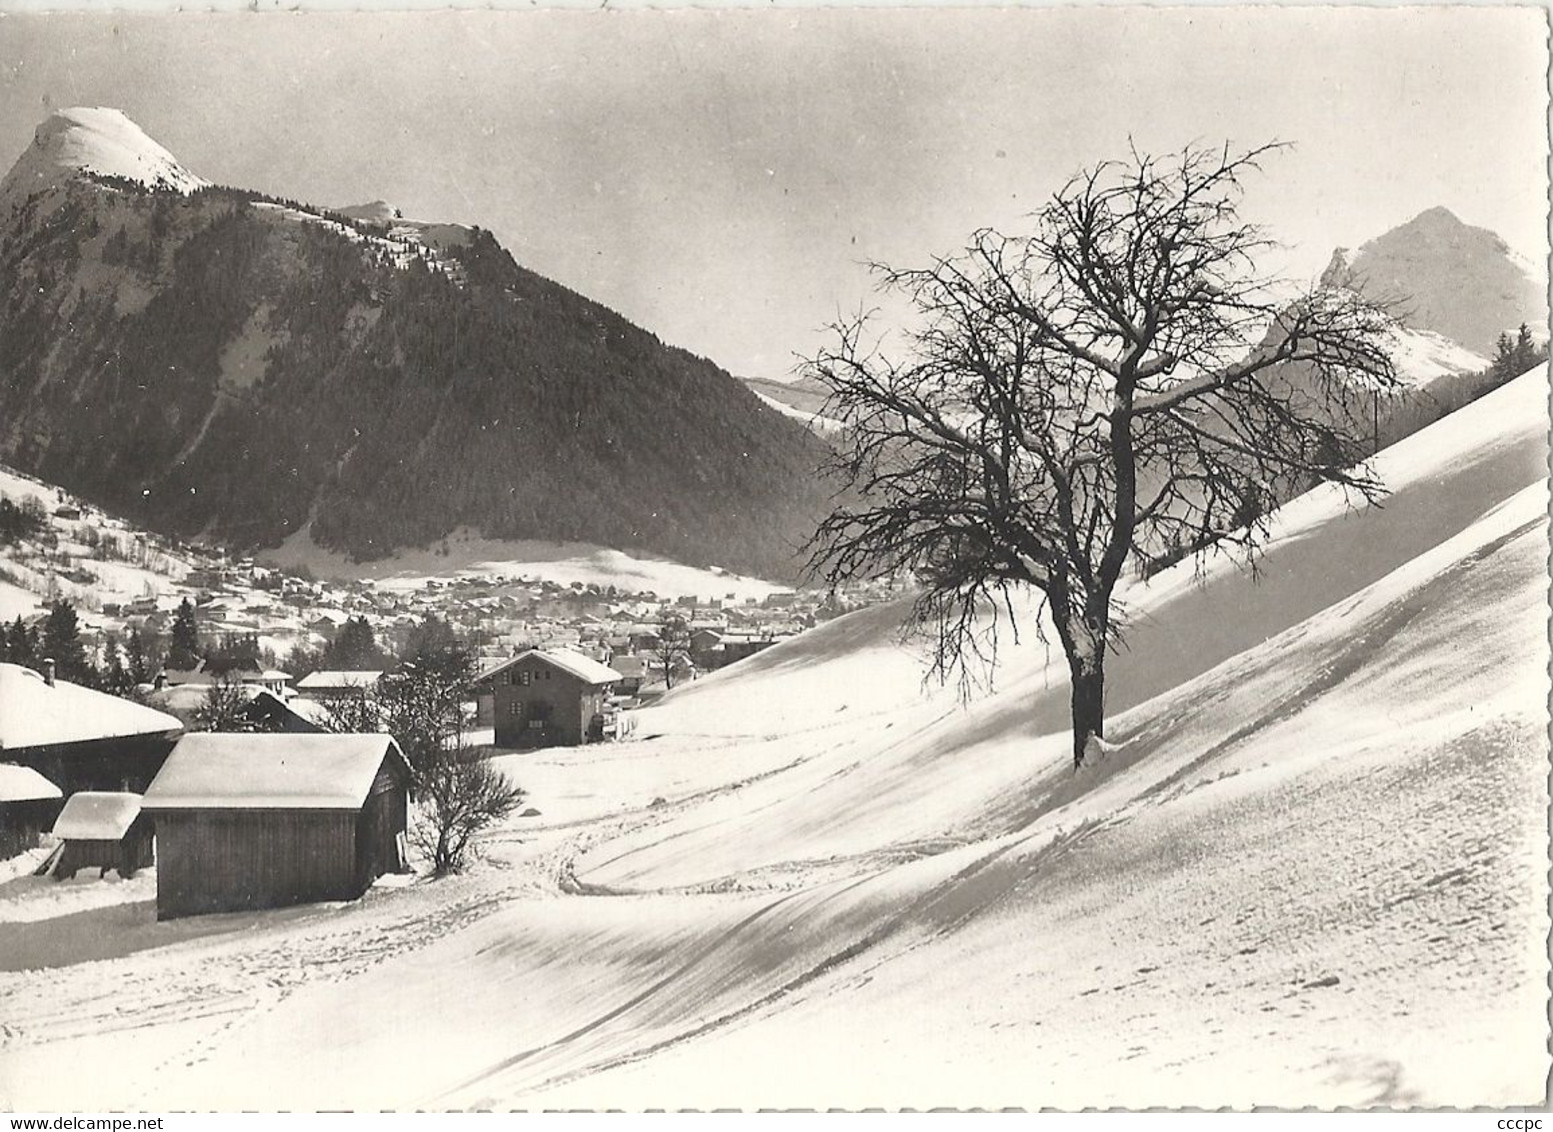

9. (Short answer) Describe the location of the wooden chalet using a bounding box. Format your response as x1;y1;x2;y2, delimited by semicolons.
142;733;410;920
0;662;183;796
474;649;621;749
49;791;154;879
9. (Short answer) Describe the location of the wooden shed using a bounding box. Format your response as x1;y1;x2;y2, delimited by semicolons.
50;791;154;879
474;649;621;749
142;733;410;921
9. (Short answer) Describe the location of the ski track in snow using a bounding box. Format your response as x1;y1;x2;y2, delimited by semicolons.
0;369;1547;1110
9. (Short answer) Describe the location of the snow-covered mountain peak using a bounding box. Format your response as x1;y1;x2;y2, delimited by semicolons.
1320;206;1547;357
2;106;208;199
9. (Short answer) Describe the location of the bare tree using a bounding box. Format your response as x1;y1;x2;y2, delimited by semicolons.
322;691;381;736
323;654;522;875
192;674;256;732
653;614;693;690
806;142;1400;769
411;749;524;876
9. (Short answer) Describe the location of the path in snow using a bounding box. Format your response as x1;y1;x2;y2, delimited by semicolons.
0;369;1546;1110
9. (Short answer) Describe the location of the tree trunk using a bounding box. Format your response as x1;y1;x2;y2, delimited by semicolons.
1069;662;1105;770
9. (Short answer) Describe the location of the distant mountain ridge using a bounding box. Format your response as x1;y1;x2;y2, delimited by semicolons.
0;108;835;583
1321;206;1547;357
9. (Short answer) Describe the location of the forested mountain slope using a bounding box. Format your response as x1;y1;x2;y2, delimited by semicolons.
0;108;834;581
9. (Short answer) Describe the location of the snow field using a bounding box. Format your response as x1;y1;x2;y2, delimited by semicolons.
0;368;1546;1110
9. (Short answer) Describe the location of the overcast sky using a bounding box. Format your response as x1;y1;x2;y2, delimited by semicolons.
0;7;1546;380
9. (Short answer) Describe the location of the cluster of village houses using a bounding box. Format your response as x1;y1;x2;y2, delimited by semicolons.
0;573;908;924
98;561;857;676
0;489;910;924
8;488;897;678
0;657;401;918
0;640;646;922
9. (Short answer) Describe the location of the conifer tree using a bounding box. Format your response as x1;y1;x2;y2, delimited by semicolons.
126;629;150;686
7;617;35;668
168;597;202;671
42;600;93;685
1514;323;1537;372
326;616;386;670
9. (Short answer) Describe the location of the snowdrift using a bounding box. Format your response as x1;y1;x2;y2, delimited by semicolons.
0;369;1546;1111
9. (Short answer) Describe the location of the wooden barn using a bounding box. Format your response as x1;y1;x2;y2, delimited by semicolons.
0;764;63;857
142;733;410;920
49;791;154;879
474;649;621;749
0;662;183;795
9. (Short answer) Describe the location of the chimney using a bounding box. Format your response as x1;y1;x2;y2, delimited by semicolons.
42;658;55;687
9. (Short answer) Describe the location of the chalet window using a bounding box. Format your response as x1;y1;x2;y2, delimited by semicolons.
518;671;531;686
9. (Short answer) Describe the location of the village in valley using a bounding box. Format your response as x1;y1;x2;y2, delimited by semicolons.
0;449;912;912
0;457;903;901
0;6;1548;1116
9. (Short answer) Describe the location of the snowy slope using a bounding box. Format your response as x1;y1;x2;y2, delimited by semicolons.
0;460;196;624
750;389;845;435
0;370;1545;1110
1386;324;1488;385
263;523;791;601
0;107;207;202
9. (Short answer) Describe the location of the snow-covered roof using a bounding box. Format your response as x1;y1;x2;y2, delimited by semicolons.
295;670;384;690
0;664;183;751
143;733;406;811
52;791;142;840
0;763;62;803
160;663;213;687
146;683;229;716
476;649;622;687
286;698;337;728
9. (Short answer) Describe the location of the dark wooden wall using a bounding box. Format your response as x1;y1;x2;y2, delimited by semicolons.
355;763;408;887
153;809;360;920
0;797;61;857
151;753;410;920
55;817;155;879
12;733;178;796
